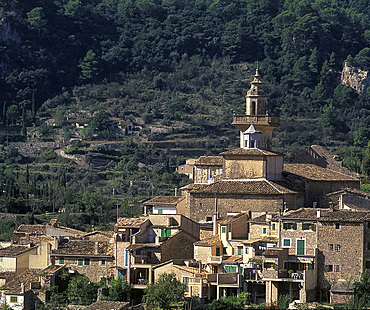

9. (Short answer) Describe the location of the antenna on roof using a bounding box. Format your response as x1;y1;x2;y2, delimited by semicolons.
256;61;259;70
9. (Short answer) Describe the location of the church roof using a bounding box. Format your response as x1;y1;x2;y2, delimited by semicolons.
220;148;281;156
187;180;297;195
284;164;359;181
243;124;261;134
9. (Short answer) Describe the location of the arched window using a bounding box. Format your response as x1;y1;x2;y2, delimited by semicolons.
251;101;256;115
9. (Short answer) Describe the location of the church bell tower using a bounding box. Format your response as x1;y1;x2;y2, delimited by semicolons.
232;69;280;150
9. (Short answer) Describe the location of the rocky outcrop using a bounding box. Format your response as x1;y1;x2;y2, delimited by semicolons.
341;62;370;94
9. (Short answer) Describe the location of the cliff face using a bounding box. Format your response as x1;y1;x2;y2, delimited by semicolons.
341;62;370;94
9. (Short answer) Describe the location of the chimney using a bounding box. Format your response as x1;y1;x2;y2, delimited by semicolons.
213;214;218;235
21;282;25;294
313;202;317;208
175;187;178;196
329;202;334;212
155;236;160;245
95;242;99;254
317;210;321;218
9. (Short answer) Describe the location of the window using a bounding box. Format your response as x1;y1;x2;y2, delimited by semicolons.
366;261;370;269
367;243;370;251
283;239;291;247
183;277;189;292
325;265;333;272
272;224;276;231
328;244;334;251
237;247;242;255
335;223;340;229
0;257;3;262
221;226;226;233
10;296;17;303
335;244;341;251
78;259;83;266
216;247;220;256
302;223;315;231
283;223;297;230
223;247;227;254
161;229;166;237
59;257;65;265
334;265;340;272
225;266;237;273
158;209;163;214
368;222;370;229
166;229;171;237
245;247;249;254
206;217;212;222
101;259;106;266
264;262;275;269
297;239;305;255
262;227;267;234
84;258;90;266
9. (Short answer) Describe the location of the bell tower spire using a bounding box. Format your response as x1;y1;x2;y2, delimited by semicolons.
232;68;280;151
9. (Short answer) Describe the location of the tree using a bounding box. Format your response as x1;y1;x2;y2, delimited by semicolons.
66;275;99;305
64;0;82;16
143;273;185;310
27;7;47;29
107;277;132;301
208;293;250;310
352;272;370;309
362;141;370;178
79;50;99;81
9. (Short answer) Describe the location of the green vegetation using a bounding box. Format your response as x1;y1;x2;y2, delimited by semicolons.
208;292;250;310
0;0;369;227
143;273;185;310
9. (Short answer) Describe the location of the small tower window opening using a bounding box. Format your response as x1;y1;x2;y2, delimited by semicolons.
251;101;256;115
250;140;255;148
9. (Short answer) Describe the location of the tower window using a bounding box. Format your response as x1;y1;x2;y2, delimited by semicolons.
250;140;255;148
251;101;256;115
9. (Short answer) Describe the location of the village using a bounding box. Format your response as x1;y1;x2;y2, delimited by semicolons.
0;70;370;309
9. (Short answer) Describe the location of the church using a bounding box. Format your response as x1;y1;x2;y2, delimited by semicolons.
147;69;360;223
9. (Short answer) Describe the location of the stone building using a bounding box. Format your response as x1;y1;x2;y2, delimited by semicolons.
51;239;116;282
317;210;370;302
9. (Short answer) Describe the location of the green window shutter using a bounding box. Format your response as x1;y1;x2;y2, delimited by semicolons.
59;257;64;264
283;223;287;229
238;248;242;255
166;229;171;237
221;226;226;233
78;259;83;266
297;240;305;255
283;239;290;247
183;277;189;292
263;227;267;234
216;247;220;256
223;247;227;254
293;223;297;230
308;263;312;270
272;223;276;230
225;266;230;273
273;263;276;269
302;223;306;230
161;229;165;237
10;296;17;303
239;266;243;274
312;224;316;231
158;209;163;214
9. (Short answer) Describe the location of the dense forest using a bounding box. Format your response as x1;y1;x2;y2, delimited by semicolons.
0;0;369;232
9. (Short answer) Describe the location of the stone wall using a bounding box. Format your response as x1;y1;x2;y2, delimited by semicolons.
51;256;115;282
161;231;197;262
187;193;284;223
317;221;364;289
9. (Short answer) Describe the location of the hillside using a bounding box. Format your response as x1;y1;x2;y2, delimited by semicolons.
0;0;369;232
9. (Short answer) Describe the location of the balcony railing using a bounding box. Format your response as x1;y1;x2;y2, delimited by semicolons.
210;256;223;262
232;115;280;125
206;273;242;286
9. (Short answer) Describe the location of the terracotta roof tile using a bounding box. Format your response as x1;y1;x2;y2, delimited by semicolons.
319;210;370;222
188;180;296;195
40;265;65;275
52;240;114;256
223;255;243;262
143;196;185;206
116;217;148;228
195;156;224;166
1;269;40;294
220;148;281;156
243;236;278;244
218;213;248;225
16;225;46;235
84;300;129;310
82;231;114;238
194;234;220;246
284;163;359;181
281;208;331;219
0;245;34;257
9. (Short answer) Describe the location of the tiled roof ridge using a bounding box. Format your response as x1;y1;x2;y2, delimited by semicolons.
265;180;283;194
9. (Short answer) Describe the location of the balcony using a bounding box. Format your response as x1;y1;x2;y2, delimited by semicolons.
210;256;223;263
232;115;280;126
261;269;305;280
206;273;242;286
